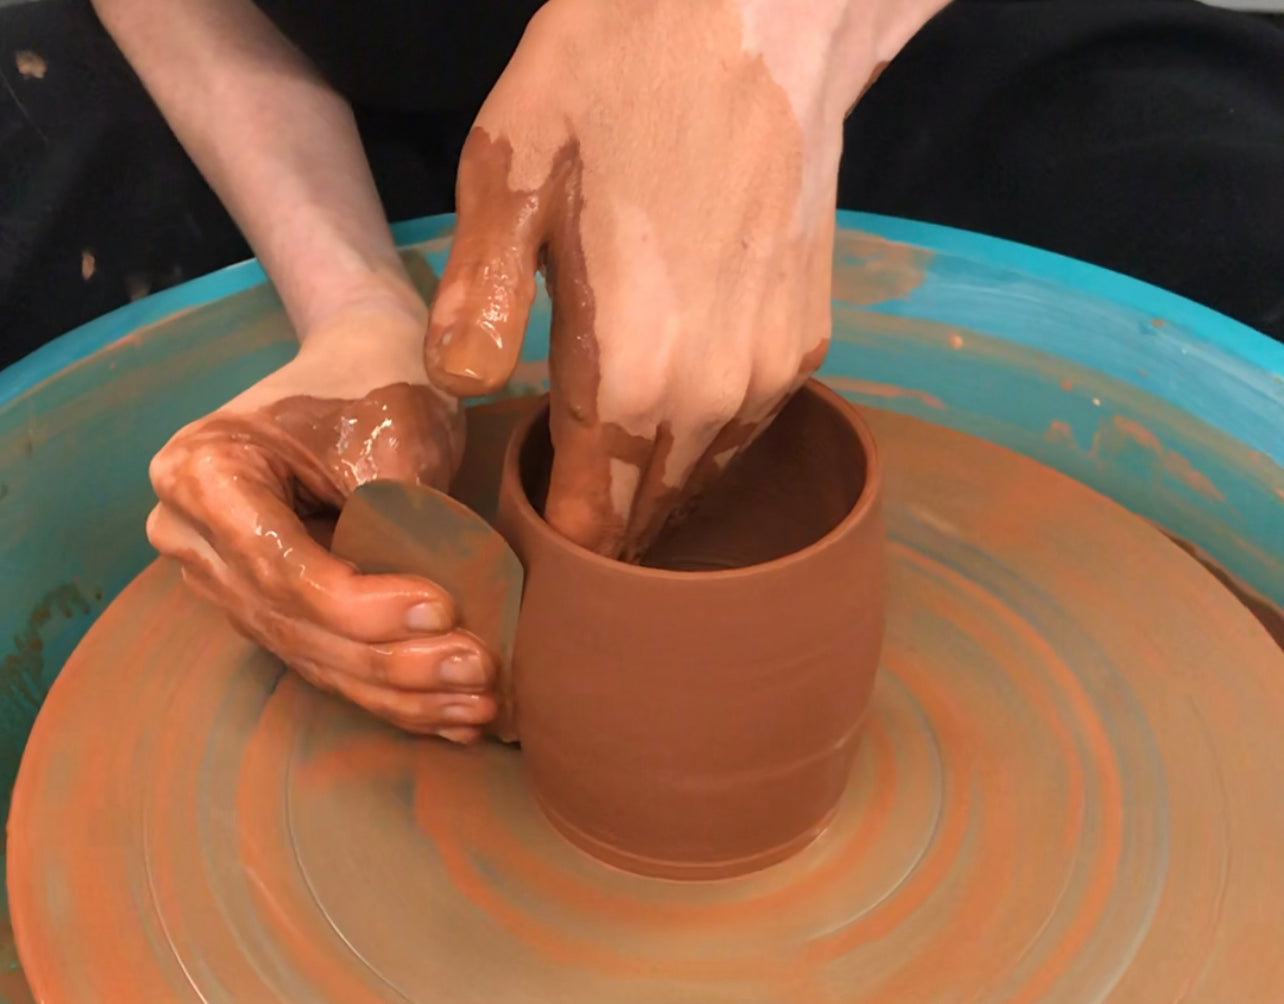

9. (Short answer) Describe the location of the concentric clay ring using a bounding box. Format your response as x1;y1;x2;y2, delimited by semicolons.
10;405;1284;1002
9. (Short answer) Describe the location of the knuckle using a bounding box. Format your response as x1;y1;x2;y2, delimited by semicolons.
147;508;194;559
365;646;404;688
144;506;168;549
150;431;241;508
754;344;806;395
797;331;831;377
598;379;662;434
147;443;182;495
681;375;750;434
520;2;575;53
182;437;234;476
741;347;806;419
243;551;289;601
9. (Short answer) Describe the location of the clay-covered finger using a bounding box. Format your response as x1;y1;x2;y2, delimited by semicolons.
284;650;496;738
359;632;496;694
424;128;545;397
186;566;494;700
540;237;657;553
543;417;649;557
146;502;225;576
172;464;461;644
315;668;499;735
181;570;500;737
153;509;276;646
282;622;497;696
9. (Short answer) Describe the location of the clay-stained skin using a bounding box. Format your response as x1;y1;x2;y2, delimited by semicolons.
13;405;1284;1002
147;383;497;743
423;0;907;559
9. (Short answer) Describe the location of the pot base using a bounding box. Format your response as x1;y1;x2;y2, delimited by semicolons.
535;789;843;881
10;404;1284;1002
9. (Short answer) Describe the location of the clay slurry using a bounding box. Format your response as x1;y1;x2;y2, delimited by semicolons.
11;405;1284;1001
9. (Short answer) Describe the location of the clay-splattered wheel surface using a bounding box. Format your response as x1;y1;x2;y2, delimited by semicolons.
10;406;1284;1003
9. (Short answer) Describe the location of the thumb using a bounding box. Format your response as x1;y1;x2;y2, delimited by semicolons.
425;129;545;398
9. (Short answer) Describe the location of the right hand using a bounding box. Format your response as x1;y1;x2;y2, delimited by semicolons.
422;0;949;561
146;299;499;744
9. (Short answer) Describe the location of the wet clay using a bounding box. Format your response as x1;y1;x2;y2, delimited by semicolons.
495;381;884;878
419;0;915;559
148;381;496;742
11;403;1284;1002
191;381;462;512
428;127;823;563
152;380;464;624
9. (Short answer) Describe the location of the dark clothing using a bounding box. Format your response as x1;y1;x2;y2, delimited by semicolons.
842;0;1284;341
2;0;1283;368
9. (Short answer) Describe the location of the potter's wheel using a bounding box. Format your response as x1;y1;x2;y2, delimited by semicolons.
10;404;1284;1003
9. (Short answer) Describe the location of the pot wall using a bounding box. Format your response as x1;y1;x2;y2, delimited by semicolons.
495;383;885;878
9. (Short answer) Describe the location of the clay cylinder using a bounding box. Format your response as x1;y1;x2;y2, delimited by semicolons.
494;380;884;879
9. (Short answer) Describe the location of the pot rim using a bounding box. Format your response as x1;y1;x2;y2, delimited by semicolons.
499;378;883;583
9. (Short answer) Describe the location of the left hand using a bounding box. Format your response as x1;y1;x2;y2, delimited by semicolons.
423;0;944;559
147;299;497;744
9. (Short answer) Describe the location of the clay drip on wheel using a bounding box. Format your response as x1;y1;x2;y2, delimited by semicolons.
9;403;1284;1003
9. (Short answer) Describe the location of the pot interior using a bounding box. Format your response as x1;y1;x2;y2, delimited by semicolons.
516;386;871;572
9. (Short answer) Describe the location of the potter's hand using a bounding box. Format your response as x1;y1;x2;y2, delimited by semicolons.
146;302;498;744
424;0;944;559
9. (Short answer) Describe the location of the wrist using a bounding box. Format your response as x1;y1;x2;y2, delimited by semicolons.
293;260;429;353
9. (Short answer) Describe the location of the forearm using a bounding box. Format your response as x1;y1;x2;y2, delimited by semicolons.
91;0;420;338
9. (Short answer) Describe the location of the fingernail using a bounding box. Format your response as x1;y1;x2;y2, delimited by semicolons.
406;601;449;632
436;345;490;393
432;326;510;393
438;726;479;745
440;651;485;687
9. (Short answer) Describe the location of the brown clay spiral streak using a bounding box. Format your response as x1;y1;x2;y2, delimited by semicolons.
8;406;1284;1002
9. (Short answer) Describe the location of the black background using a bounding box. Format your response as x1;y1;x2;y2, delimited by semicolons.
2;0;1282;368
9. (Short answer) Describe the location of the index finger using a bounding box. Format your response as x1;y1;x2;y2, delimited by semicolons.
543;415;645;557
539;166;653;557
